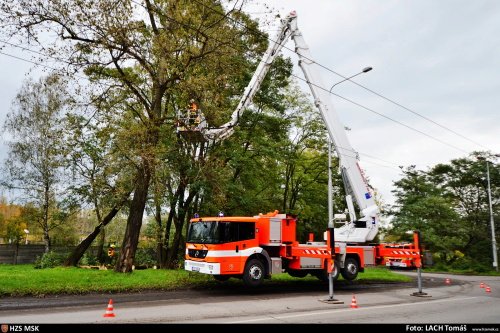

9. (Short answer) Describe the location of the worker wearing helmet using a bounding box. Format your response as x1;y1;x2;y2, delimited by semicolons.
189;99;198;111
188;99;199;128
107;244;116;266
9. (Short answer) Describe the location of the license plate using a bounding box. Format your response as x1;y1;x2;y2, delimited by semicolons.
387;262;405;267
192;266;200;272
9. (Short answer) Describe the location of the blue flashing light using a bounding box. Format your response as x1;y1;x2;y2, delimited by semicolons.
365;192;371;199
194;213;199;218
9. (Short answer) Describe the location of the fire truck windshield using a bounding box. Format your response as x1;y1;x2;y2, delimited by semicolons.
186;221;255;244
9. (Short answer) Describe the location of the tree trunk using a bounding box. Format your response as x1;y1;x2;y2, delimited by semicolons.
166;219;184;269
155;200;163;267
115;165;151;273
13;242;19;265
43;226;51;253
43;181;51;253
161;184;182;268
161;204;175;268
96;227;106;264
166;190;197;268
282;163;293;212
93;185;106;264
64;225;103;266
63;203;124;266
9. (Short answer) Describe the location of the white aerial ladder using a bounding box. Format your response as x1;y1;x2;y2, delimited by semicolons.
180;11;379;243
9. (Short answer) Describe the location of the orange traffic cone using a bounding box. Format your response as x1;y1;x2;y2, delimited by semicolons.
480;282;485;288
485;285;491;293
350;294;359;309
103;299;116;317
445;278;451;285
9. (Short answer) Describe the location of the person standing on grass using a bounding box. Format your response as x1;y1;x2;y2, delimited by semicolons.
107;244;116;266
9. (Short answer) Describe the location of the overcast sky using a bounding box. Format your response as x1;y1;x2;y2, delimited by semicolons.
249;0;500;205
0;0;499;206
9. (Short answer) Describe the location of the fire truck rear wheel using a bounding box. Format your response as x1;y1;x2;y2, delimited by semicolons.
314;260;339;282
243;259;265;287
340;257;359;281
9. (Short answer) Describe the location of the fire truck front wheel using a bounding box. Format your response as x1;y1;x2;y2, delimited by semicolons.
243;259;265;287
340;257;359;281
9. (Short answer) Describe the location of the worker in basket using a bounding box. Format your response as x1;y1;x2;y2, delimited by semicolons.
189;99;198;111
188;99;198;128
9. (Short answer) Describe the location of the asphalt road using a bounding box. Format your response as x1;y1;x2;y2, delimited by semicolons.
1;272;499;324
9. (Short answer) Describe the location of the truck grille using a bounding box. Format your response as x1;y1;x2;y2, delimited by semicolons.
188;249;208;259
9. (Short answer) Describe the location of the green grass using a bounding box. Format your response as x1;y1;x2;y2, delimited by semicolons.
0;264;411;297
423;266;500;276
271;266;411;283
0;264;214;296
357;267;413;282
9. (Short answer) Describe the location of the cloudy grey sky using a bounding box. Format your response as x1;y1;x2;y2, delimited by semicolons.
0;0;499;205
250;0;500;205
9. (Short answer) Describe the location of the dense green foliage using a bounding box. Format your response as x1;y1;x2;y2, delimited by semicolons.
389;153;499;271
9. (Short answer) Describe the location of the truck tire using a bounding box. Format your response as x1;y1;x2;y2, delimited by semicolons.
314;260;339;282
340;257;359;281
213;275;230;282
243;259;265;287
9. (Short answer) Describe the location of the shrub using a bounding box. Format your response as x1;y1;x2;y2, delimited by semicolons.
467;261;491;273
34;251;65;269
79;252;98;266
449;257;471;271
134;248;156;268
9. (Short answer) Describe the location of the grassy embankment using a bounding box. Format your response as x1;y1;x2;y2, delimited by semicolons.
423;266;500;276
0;264;411;297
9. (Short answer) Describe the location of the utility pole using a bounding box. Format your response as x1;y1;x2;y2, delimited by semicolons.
485;160;498;272
478;155;499;272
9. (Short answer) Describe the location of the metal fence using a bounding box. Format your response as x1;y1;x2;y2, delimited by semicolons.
0;244;99;264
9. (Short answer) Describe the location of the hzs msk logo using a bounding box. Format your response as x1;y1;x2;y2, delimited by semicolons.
1;324;8;333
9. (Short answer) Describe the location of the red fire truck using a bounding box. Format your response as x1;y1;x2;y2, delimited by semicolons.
185;211;422;287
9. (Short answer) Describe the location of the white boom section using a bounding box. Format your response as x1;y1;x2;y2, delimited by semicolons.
201;11;379;243
203;16;293;143
287;11;379;242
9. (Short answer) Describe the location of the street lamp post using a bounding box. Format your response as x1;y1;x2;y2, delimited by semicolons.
324;66;372;303
23;229;29;245
329;67;372;93
327;65;373;228
478;155;499;272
